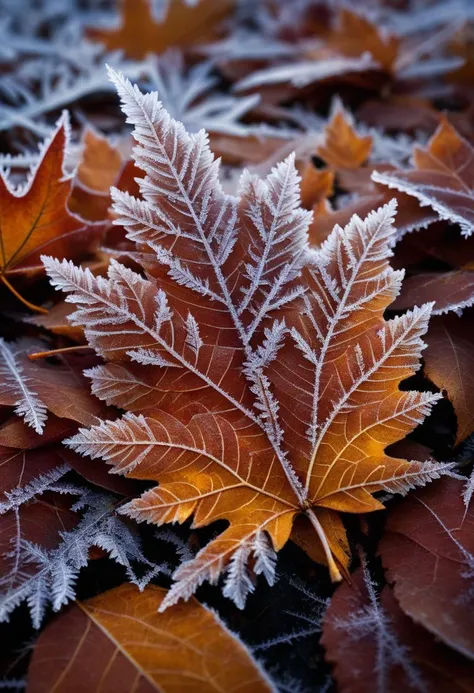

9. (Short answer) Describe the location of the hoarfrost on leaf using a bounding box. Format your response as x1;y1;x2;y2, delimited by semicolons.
44;73;447;611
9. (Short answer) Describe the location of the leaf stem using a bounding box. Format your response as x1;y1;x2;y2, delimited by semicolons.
28;345;93;361
305;507;342;583
0;274;48;314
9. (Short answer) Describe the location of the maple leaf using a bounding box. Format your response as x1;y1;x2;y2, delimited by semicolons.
69;127;133;223
43;72;446;610
373;119;474;237
322;561;474;693
299;103;438;246
88;0;235;60
379;477;474;661
26;583;276;692
298;102;370;214
316;101;372;170
0;113;103;313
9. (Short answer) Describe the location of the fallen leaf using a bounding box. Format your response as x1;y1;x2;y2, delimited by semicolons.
69;128;133;222
316;102;372;170
379;477;474;660
0;445;69;497
0;114;103;312
44;73;446;609
26;301;85;341
357;95;440;134
0;338;111;432
422;313;474;446
0;414;77;450
88;0;234;60
26;583;275;693
327;9;400;72
393;271;474;316
77;128;123;194
299;162;334;210
0;498;79;624
373;119;474;237
322;564;474;693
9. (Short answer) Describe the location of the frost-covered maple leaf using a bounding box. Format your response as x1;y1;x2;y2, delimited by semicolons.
373;119;474;237
0;113;103;313
43;71;446;610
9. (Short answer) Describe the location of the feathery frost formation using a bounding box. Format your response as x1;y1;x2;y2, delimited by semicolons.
44;70;445;610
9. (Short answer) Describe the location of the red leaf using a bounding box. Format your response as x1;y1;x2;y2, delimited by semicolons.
379;477;474;659
322;566;474;693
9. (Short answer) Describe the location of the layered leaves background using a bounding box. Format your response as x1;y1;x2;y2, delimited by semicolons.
0;1;474;691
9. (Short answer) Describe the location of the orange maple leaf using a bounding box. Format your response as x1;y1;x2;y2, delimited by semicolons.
300;102;372;213
44;72;446;610
317;102;372;170
88;0;234;60
0;114;102;313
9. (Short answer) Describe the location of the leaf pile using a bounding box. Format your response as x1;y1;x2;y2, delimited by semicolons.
0;1;474;691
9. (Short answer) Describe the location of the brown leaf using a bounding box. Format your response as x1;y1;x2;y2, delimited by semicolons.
308;191;436;246
0;414;77;449
0;440;131;497
299;162;335;210
62;446;138;496
0;339;111;433
373;119;474;237
423;313;474;445
322;565;474;693
69;128;134;223
327;9;400;72
317;103;372;170
393;271;474;316
77;128;123;194
358;96;440;134
300;105;372;214
88;0;234;60
0;499;78;605
26;583;275;693
0;445;68;496
26;301;85;342
290;510;350;576
44;74;446;609
379;477;474;660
